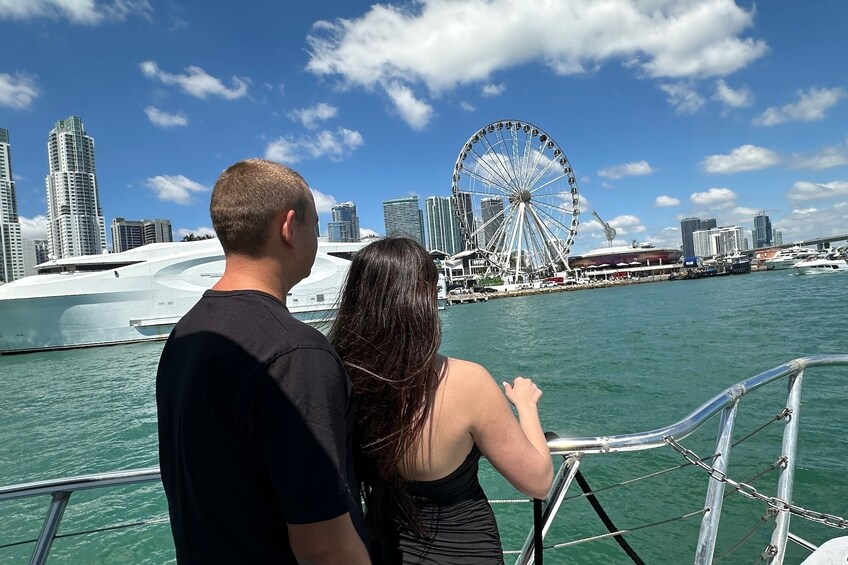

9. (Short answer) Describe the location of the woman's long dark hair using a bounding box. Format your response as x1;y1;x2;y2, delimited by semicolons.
329;237;442;550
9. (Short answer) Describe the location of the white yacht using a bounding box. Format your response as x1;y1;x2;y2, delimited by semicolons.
793;248;848;274
0;238;367;355
764;243;819;270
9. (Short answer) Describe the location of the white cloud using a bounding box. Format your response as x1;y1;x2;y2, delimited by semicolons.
0;73;39;109
481;83;505;97
655;195;680;207
384;82;433;129
659;82;705;114
775;202;848;242
306;1;766;125
288;102;338;129
691;187;737;208
140;61;249;100
713;79;752;109
145;175;210;205
753;87;846;126
0;0;151;24
144;106;188;127
18;215;48;239
360;227;380;237
310;188;337;213
791;145;848;170
787;181;848;202
265;128;365;164
460;101;474;112
176;226;216;239
582;214;646;236
597;160;653;180
701;145;780;174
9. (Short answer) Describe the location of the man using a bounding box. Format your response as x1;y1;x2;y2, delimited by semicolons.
156;159;369;564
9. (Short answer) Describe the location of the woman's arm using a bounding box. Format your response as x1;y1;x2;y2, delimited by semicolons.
461;363;554;499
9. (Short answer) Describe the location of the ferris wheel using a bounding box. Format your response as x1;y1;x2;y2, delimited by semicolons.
450;120;580;282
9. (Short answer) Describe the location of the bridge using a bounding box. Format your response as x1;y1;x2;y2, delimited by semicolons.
745;233;848;258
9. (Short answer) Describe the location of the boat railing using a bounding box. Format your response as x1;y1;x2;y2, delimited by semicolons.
512;354;848;565
2;355;847;564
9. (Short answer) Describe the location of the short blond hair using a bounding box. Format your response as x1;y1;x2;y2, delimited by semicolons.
210;159;312;256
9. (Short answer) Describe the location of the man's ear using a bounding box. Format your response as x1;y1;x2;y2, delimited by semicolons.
279;209;298;247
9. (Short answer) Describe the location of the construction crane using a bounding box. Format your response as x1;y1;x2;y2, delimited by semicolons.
592;211;617;247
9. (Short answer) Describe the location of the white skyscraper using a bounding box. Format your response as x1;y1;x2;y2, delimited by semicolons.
45;116;107;259
0;128;25;282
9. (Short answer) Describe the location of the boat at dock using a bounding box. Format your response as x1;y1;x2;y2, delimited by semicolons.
0;238;367;355
765;243;820;270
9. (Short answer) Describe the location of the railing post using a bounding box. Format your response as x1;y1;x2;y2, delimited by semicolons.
694;401;739;565
30;490;71;565
767;370;804;565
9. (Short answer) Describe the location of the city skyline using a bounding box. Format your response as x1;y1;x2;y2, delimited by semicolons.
1;2;846;255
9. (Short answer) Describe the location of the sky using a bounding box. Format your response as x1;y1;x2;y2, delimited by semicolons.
0;0;846;254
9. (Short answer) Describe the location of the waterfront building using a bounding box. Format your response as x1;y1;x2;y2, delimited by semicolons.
481;197;505;249
0;128;25;282
424;196;462;254
111;218;173;253
700;218;717;231
680;217;700;257
453;191;476;248
680;217;717;257
46;116;107;259
753;212;772;248
21;238;49;276
773;230;783;246
383;196;424;245
328;201;360;242
693;226;745;257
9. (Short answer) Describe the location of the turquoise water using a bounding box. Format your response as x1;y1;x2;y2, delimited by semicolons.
1;271;847;563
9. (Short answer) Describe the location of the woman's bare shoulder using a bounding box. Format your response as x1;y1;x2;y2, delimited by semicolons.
444;357;498;389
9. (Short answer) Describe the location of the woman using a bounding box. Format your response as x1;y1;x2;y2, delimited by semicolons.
329;237;553;563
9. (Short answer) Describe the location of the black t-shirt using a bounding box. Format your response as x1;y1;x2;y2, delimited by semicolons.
156;289;365;564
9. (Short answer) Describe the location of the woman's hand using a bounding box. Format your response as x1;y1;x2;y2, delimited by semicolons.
502;377;542;407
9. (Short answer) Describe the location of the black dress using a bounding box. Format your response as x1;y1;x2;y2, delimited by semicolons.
383;444;504;564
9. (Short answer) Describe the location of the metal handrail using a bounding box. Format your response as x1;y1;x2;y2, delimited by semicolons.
2;356;847;565
547;354;848;455
522;354;848;565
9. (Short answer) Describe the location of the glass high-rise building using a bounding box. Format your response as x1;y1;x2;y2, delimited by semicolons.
328;201;360;242
681;217;717;257
452;191;476;248
424;196;462;254
111;218;172;253
46;116;107;259
383;196;424;245
753;212;772;249
680;217;700;257
0;128;25;282
481;197;505;249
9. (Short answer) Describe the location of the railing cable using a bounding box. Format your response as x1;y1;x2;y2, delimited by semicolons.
546;508;707;550
714;512;774;562
574;469;646;564
0;515;169;551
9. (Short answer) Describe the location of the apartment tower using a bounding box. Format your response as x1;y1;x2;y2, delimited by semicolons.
383;196;424;245
424;196;462;254
46;116;107;259
328;201;361;243
0;128;25;282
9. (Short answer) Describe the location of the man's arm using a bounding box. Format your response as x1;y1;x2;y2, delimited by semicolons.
288;514;370;564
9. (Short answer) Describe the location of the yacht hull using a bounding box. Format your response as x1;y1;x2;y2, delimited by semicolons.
0;240;360;354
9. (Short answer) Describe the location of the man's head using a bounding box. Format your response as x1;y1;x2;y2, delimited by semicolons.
211;159;315;258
